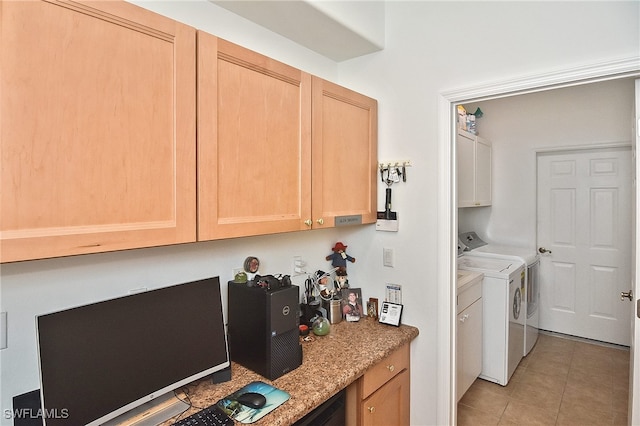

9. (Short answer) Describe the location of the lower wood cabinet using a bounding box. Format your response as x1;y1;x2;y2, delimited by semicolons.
346;343;410;426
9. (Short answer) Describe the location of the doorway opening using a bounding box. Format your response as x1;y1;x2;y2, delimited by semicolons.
436;59;640;426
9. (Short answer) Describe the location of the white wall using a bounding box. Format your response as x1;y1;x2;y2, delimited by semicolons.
1;1;638;425
459;78;636;246
336;1;639;423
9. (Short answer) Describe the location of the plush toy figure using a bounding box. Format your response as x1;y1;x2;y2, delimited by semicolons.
336;270;349;289
326;242;355;275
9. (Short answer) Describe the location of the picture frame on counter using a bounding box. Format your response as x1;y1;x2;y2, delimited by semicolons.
379;301;403;326
367;297;379;319
341;288;363;322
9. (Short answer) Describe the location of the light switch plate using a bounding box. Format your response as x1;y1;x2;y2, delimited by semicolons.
383;247;394;267
1;312;7;350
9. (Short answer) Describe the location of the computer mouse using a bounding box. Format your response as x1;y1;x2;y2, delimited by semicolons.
236;392;267;409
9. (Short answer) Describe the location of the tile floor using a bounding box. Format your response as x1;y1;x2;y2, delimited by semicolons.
457;332;630;426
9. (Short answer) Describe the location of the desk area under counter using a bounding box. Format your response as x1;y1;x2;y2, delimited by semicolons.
165;319;419;426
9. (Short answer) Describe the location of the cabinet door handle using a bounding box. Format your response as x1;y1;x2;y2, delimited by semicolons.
459;314;469;323
304;219;312;227
367;406;375;413
316;218;324;225
387;364;395;372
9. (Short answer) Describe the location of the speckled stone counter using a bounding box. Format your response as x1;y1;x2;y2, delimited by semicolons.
165;318;418;425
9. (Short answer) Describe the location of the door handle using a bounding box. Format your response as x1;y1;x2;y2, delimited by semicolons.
621;289;633;301
538;247;552;254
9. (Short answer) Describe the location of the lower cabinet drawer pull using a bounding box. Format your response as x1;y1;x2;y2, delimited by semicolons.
368;406;375;413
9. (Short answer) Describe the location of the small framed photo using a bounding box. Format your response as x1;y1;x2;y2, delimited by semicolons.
367;297;379;319
379;301;403;326
341;288;363;322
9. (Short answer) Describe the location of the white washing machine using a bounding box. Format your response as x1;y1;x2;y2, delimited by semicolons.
463;242;540;356
458;256;524;386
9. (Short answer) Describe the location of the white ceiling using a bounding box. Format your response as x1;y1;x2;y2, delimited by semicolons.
211;1;385;61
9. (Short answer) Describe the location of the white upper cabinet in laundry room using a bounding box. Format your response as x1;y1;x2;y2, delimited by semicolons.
457;129;492;207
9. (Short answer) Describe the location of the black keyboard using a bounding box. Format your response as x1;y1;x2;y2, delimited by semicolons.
173;404;234;426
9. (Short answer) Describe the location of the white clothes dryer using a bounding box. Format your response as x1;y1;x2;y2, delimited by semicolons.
458;256;525;386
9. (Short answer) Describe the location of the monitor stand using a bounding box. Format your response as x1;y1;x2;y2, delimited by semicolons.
102;392;189;426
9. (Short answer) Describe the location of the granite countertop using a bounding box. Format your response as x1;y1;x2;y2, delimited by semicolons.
165;318;419;425
457;269;483;294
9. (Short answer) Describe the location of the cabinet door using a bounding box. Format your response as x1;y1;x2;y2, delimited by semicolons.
312;78;377;228
457;130;491;207
362;369;410;426
1;0;196;262
457;298;483;401
475;136;492;206
456;131;475;207
197;34;312;239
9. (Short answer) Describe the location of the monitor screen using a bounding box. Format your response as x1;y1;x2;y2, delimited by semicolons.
36;276;229;425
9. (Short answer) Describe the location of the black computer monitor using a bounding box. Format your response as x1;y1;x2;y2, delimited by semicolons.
36;276;229;425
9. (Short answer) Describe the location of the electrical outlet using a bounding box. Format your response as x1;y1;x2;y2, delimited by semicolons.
292;256;306;276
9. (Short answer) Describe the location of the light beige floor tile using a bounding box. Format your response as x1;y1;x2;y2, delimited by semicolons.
456;334;629;426
610;347;630;361
613;410;629;426
566;367;612;389
457;403;501;426
498;400;558;426
515;368;566;395
459;381;510;417
570;351;614;377
556;400;614;426
613;385;629;415
528;349;573;366
562;381;613;416
526;356;571;378
469;377;517;397
534;334;576;353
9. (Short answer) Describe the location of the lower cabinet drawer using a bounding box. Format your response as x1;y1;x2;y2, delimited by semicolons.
361;343;409;399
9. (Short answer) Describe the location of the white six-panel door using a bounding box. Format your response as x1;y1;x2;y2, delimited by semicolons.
537;147;632;346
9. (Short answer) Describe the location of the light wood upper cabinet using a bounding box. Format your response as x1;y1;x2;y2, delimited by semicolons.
197;35;378;240
197;34;312;240
312;78;378;228
1;2;377;262
0;0;197;262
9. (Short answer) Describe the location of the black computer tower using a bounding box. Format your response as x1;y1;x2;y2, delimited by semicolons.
227;281;302;380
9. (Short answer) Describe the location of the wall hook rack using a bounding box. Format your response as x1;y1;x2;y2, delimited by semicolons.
378;160;411;186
